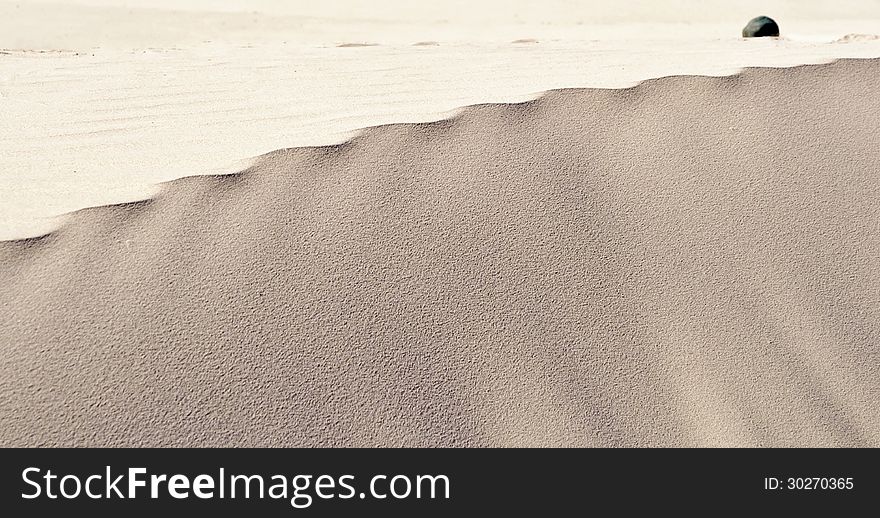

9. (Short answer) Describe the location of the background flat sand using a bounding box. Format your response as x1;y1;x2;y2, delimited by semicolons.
2;1;880;240
1;59;877;447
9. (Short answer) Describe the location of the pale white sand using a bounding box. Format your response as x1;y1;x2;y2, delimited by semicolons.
1;0;880;239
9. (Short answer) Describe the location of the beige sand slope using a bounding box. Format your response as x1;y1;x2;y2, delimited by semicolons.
1;59;878;447
3;1;880;240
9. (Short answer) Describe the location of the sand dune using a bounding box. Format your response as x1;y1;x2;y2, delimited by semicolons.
1;59;877;447
3;1;880;241
3;41;880;241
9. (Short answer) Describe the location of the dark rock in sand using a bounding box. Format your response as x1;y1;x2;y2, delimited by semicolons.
742;16;780;38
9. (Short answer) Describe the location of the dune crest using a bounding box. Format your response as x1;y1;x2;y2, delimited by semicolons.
1;59;878;447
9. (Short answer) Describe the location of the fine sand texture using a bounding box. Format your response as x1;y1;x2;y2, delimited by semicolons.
1;59;879;447
4;43;880;243
4;1;880;241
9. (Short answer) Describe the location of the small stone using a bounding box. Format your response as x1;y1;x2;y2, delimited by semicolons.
742;16;780;38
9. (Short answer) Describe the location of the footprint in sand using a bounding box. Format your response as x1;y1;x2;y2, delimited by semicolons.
836;33;880;43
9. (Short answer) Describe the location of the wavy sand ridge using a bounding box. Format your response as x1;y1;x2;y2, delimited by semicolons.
1;59;879;447
4;39;880;241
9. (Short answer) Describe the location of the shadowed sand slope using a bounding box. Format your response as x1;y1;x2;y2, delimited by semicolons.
1;59;879;447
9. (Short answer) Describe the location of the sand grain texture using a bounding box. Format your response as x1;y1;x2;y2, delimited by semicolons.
1;59;879;447
4;0;880;240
